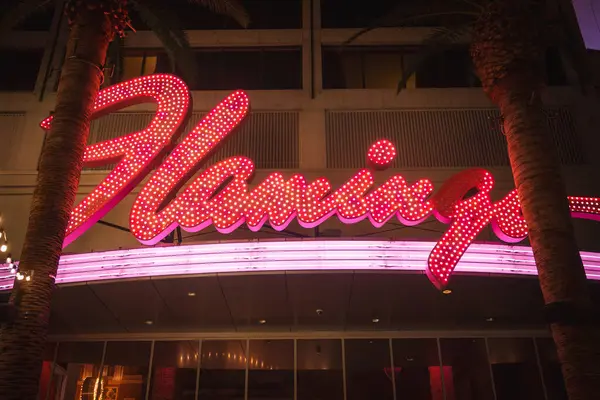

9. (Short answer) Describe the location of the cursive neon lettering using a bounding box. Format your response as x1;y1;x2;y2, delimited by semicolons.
40;74;600;289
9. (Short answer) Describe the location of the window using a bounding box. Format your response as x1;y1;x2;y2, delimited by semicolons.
103;341;152;400
129;0;301;30
439;338;495;400
488;338;545;400
0;49;43;91
393;339;444;400
198;340;247;399
536;338;568;400
113;48;302;90
53;341;105;400
322;47;477;89
297;339;344;400
248;340;294;399
149;341;200;400
192;48;302;90
345;339;394;400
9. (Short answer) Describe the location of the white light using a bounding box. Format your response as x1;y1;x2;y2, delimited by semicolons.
259;319;267;324
25;275;31;282
145;320;153;325
1;244;7;253
6;256;11;264
16;273;24;281
187;292;196;297
372;318;380;323
10;267;16;274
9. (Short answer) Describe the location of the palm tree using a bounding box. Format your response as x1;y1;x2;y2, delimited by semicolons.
346;0;600;397
0;1;248;398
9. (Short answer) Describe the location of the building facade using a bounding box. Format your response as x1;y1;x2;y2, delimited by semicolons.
1;0;600;399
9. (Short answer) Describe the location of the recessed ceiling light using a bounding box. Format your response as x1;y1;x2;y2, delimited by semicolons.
145;320;153;325
442;289;452;295
259;319;267;324
406;357;415;362
372;318;380;323
316;308;324;315
187;292;196;297
486;317;494;322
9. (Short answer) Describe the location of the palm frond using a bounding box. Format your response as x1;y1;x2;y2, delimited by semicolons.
130;0;200;86
343;11;478;46
0;0;54;33
395;24;472;94
186;0;250;28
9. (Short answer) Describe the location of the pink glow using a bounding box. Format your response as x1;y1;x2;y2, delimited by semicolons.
38;74;600;289
2;240;600;291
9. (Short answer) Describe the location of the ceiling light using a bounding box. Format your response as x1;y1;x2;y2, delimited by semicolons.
372;318;380;323
259;319;267;324
145;320;153;325
406;357;414;362
316;308;323;315
442;289;452;295
486;317;494;322
187;292;196;297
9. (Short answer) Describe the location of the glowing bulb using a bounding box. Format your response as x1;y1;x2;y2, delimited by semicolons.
6;256;11;263
1;244;7;252
25;275;31;282
16;273;24;280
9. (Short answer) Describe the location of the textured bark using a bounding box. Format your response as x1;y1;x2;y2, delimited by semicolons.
471;1;600;398
0;7;112;400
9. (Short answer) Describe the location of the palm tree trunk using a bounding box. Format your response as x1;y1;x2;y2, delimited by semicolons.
0;7;112;400
497;78;600;398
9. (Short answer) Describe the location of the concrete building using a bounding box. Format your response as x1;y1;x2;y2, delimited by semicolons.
1;1;600;399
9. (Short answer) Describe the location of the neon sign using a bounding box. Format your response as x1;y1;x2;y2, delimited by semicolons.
41;74;600;289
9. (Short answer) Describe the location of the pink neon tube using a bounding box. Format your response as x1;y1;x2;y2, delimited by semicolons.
2;239;600;290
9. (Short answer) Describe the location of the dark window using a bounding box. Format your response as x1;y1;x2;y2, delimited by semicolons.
417;48;480;88
192;48;302;90
536;338;568;400
54;342;105;400
321;0;473;28
198;340;247;399
114;48;302;90
345;339;394;400
103;341;152;400
439;338;495;400
38;342;58;400
129;0;301;30
0;49;43;91
297;339;344;400
149;341;199;400
323;46;478;89
248;340;294;399
393;339;443;400
488;338;545;400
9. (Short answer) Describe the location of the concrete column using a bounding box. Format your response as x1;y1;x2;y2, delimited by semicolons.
299;109;327;170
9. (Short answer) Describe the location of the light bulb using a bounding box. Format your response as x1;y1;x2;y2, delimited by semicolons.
6;256;11;263
10;266;16;274
25;275;31;282
16;273;24;280
1;244;7;253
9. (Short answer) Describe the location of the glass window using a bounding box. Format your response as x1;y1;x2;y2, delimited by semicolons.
392;339;443;400
53;341;104;400
149;341;199;400
198;340;247;399
38;342;57;400
536;338;568;400
129;0;301;30
103;341;152;400
0;49;43;91
297;339;344;400
248;340;293;399
487;338;545;400
323;46;477;90
321;0;401;28
440;338;495;400
345;339;394;400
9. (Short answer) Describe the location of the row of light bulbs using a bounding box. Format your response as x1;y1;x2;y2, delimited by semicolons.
0;221;32;282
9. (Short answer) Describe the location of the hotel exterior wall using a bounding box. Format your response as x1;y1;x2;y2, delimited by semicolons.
1;0;600;257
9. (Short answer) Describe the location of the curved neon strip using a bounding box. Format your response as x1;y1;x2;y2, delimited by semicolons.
2;240;600;290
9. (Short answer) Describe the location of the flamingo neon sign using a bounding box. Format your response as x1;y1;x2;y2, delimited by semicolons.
40;74;600;289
